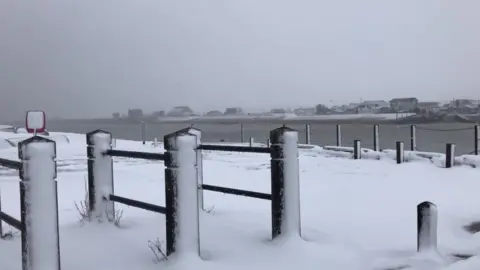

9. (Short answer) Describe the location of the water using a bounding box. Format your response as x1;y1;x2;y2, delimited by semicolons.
37;121;479;155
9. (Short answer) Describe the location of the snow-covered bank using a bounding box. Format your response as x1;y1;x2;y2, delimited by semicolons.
1;131;480;270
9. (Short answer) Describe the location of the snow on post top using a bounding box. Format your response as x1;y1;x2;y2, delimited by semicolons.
86;130;112;146
269;126;297;144
18;136;56;160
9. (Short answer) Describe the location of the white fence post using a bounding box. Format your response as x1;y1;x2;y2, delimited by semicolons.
336;125;342;146
445;143;455;168
86;130;115;220
164;131;200;257
19;136;61;270
396;141;404;164
270;127;301;239
184;128;204;211
353;140;361;160
305;124;311;145
373;125;379;151
417;201;438;253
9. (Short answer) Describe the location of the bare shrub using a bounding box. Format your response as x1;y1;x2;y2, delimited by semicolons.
204;204;216;215
0;226;19;240
148;238;168;262
74;179;91;223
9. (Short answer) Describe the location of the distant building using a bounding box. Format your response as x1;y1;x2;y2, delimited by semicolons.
152;110;165;118
357;100;389;113
167;106;194;117
224;107;244;115
417;102;441;113
389;98;418;112
270;108;286;114
205;110;223;117
127;109;144;119
315;104;330;115
450;99;479;113
294;107;315;116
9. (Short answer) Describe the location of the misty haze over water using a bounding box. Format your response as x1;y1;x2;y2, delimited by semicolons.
1;1;479;122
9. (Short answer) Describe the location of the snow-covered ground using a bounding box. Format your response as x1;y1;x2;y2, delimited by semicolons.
1;131;480;270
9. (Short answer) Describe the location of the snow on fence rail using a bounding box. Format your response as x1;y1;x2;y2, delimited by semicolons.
0;136;60;270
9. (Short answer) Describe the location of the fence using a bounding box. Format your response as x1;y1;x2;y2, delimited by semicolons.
0;136;60;270
86;126;462;259
221;123;480;155
0;127;470;268
86;126;301;257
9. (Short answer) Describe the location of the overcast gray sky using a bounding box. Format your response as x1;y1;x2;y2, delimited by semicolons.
1;0;479;120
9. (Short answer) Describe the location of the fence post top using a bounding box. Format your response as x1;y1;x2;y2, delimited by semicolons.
269;126;298;144
176;127;202;134
164;131;197;150
417;201;436;208
86;130;112;144
18;135;56;160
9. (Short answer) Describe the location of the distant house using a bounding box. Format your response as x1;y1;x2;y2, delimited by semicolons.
127;109;144;119
357;100;389;113
270;108;286;114
205;110;223;117
417;102;441;113
451;99;479;114
294;107;315;116
330;105;348;114
152;110;165;118
315;104;330;115
167;106;194;117
224;107;244;115
389;98;418;112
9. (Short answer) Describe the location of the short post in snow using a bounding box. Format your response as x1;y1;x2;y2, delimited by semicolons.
141;121;147;145
270;127;301;239
353;140;361;160
417;201;438;253
18;136;61;270
373;125;380;151
164;131;200;257
336;124;342;147
410;125;416;151
86;130;115;220
474;125;479;155
305;124;311;145
445;143;455;168
396;141;404;164
240;124;245;143
249;137;254;147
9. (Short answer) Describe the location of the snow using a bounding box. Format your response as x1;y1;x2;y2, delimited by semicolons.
21;140;59;270
280;130;301;238
89;132;115;219
1;131;480;270
417;202;438;253
175;134;200;257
